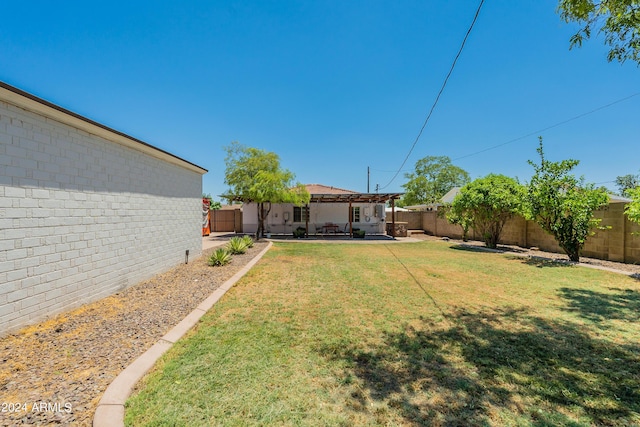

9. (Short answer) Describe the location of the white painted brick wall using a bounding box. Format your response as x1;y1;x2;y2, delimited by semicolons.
0;99;203;334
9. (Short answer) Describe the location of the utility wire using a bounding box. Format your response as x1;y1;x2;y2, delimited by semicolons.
374;92;639;176
452;91;640;161
380;0;485;190
384;245;451;325
373;91;639;189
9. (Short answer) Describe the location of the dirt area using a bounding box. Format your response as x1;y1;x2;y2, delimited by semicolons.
413;233;640;276
0;241;268;427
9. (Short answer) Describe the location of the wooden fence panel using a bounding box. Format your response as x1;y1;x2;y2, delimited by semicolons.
211;210;238;232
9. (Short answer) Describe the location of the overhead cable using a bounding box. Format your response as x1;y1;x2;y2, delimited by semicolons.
452;91;640;161
379;0;485;190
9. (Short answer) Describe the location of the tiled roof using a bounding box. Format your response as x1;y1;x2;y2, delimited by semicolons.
304;184;358;195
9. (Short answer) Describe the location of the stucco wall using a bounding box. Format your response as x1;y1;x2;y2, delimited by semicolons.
243;202;386;235
0;94;204;334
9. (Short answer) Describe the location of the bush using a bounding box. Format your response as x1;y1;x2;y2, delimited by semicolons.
293;227;306;238
208;248;232;267
241;235;254;248
227;237;249;254
353;229;366;238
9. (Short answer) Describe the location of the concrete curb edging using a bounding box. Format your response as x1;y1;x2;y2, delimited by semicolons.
456;243;639;278
93;242;273;427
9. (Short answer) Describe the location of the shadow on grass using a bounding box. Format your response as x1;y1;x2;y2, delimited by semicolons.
559;287;640;324
450;244;497;253
319;308;640;426
509;256;575;269
451;244;538;256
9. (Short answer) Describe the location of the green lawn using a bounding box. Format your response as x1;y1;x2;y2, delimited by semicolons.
125;241;640;426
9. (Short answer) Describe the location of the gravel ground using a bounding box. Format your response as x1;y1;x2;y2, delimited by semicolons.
414;234;640;276
0;241;268;427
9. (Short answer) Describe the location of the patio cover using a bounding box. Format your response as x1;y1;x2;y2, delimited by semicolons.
223;184;403;237
309;192;403;238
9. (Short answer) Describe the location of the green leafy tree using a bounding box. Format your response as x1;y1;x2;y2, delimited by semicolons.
615;173;640;197
223;142;310;239
445;205;473;242
202;193;222;210
401;156;470;206
447;174;526;248
558;0;640;64
527;138;609;261
625;186;640;223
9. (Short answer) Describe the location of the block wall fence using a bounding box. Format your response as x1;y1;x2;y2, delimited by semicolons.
0;86;205;335
394;206;640;264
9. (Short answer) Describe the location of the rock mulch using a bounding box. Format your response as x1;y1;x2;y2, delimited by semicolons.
0;241;268;427
415;234;640;276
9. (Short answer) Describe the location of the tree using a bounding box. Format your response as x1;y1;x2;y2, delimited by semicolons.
625;186;640;223
446;174;526;249
400;156;470;206
558;0;640;64
445;205;473;242
223;142;310;239
527;138;609;261
202;193;222;210
615;173;640;197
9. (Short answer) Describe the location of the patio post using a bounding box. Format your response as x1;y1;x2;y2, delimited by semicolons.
391;197;396;238
305;204;309;237
348;200;353;238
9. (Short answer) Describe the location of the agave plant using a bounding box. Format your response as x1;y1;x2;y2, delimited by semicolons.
208;248;232;267
241;235;254;248
227;236;248;254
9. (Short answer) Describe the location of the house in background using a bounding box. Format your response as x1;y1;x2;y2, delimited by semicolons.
0;82;207;334
405;187;461;211
241;184;402;237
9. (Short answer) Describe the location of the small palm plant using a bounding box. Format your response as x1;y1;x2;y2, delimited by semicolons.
227;237;249;254
208;248;232;267
241;235;254;248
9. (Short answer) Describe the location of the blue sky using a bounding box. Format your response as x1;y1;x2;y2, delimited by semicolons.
2;0;638;199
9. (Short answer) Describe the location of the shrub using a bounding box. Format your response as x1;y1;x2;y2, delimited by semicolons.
447;174;525;249
353;229;366;238
293;227;306;238
208;248;232;267
227;237;249;254
241;235;254;248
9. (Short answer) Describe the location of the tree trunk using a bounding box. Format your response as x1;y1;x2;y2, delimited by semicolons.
256;202;272;240
256;203;263;240
563;243;580;262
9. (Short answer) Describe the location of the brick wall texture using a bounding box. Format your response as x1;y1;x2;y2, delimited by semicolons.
0;99;203;334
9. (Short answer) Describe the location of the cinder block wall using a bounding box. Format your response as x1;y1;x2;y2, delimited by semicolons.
389;211;422;230
625;220;640;263
418;207;639;263
0;96;203;334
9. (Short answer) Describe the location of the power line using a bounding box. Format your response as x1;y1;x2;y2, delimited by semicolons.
452;92;640;161
373;91;639;186
379;0;485;190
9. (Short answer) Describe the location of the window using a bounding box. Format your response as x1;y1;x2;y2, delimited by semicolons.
352;207;360;222
293;206;308;222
